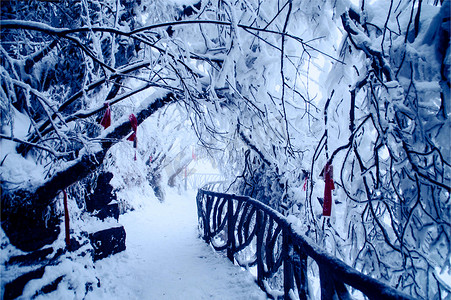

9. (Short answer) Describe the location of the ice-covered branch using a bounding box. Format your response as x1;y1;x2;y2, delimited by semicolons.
20;61;152;151
0;134;67;158
341;12;394;81
0;19;342;63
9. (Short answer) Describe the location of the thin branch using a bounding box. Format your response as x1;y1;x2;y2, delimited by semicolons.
0;19;344;64
0;134;66;158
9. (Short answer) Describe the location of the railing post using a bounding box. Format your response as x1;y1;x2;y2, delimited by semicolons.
197;191;209;243
227;196;234;262
283;228;294;299
256;209;264;288
293;250;308;300
319;264;335;300
197;190;414;300
334;280;352;300
204;194;213;243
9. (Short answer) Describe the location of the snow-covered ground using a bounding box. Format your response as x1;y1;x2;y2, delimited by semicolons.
85;188;266;300
1;186;267;299
41;187;262;300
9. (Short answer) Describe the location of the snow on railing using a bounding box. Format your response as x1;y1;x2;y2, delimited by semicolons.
187;173;225;190
196;189;414;300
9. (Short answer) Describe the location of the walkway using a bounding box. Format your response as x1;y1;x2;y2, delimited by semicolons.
86;189;267;300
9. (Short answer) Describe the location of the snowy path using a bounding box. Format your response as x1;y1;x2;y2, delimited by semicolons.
87;190;267;300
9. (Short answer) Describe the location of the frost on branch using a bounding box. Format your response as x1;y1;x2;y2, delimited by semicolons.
317;1;450;298
0;0;449;298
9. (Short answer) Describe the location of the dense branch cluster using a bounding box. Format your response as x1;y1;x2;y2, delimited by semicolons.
308;2;450;298
0;0;449;299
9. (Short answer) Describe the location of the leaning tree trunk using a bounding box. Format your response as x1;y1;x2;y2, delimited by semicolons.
1;92;176;252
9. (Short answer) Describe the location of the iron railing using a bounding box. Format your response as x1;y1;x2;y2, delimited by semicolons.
196;189;414;300
187;173;225;190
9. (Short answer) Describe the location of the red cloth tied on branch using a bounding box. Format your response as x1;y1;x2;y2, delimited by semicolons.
322;163;335;217
127;114;138;160
302;170;309;191
100;102;111;129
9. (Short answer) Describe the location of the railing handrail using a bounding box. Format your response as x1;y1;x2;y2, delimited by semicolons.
197;188;414;300
189;172;224;176
187;174;225;190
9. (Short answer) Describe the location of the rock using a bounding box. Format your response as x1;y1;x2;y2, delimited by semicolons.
67;236;83;252
95;202;120;221
7;247;53;266
85;172;120;220
1;190;60;252
86;172;116;212
88;226;126;261
34;275;64;296
3;266;45;300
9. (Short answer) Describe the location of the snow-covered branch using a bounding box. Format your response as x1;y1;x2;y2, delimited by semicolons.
1;91;176;251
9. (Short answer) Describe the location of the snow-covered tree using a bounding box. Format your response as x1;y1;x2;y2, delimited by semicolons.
1;0;449;298
310;2;450;298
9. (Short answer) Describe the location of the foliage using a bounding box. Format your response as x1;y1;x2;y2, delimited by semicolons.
314;2;450;298
0;0;449;298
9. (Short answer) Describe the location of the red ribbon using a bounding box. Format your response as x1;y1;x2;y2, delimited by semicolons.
302;177;308;191
63;190;71;248
100;103;111;129
323;163;335;217
127;114;138;160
